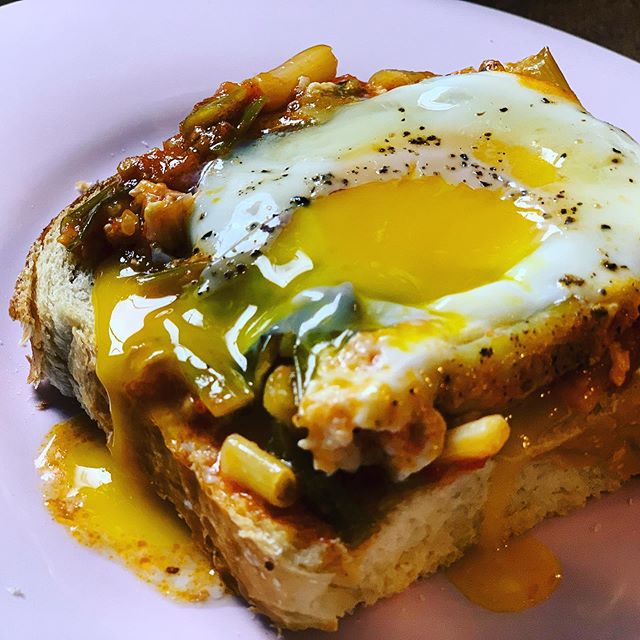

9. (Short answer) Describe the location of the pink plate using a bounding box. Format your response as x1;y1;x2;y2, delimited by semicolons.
1;1;639;638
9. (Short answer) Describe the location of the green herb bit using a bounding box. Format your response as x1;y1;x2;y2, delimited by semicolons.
210;95;268;157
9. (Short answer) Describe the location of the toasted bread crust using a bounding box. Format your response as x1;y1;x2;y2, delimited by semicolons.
10;182;112;427
10;192;640;630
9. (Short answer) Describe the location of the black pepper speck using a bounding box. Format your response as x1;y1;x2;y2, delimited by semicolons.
559;274;585;286
290;196;310;207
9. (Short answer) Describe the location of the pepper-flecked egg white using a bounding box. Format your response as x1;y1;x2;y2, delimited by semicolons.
191;71;640;339
188;71;640;477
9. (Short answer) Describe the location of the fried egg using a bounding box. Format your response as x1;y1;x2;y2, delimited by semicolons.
192;71;639;326
183;70;640;477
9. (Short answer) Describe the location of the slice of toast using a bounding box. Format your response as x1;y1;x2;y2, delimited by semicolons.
10;190;640;630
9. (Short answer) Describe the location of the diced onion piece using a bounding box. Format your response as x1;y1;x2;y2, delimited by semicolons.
254;44;338;111
441;415;510;463
219;434;298;507
368;69;435;93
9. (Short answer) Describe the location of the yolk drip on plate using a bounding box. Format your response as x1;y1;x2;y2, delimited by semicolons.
446;367;640;611
36;416;222;601
446;537;562;613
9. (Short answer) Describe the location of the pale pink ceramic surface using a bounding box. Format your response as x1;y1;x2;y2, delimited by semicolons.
1;1;639;638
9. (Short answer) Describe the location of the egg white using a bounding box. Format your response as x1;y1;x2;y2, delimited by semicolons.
191;71;640;340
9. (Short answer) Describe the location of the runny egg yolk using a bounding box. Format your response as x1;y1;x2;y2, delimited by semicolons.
95;175;541;426
474;140;560;188
36;416;219;601
267;176;540;305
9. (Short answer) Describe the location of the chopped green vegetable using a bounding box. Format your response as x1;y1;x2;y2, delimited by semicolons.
246;284;361;396
236;95;267;136
212;95;268;156
268;421;379;545
180;84;252;138
59;177;126;251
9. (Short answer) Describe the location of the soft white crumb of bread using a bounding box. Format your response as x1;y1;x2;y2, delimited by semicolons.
9;196;637;630
146;415;627;631
10;205;110;427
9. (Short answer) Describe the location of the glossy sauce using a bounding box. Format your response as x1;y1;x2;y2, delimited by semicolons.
36;416;222;601
446;430;563;612
446;537;562;612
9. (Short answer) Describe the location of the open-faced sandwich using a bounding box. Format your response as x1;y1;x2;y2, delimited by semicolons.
10;45;640;630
